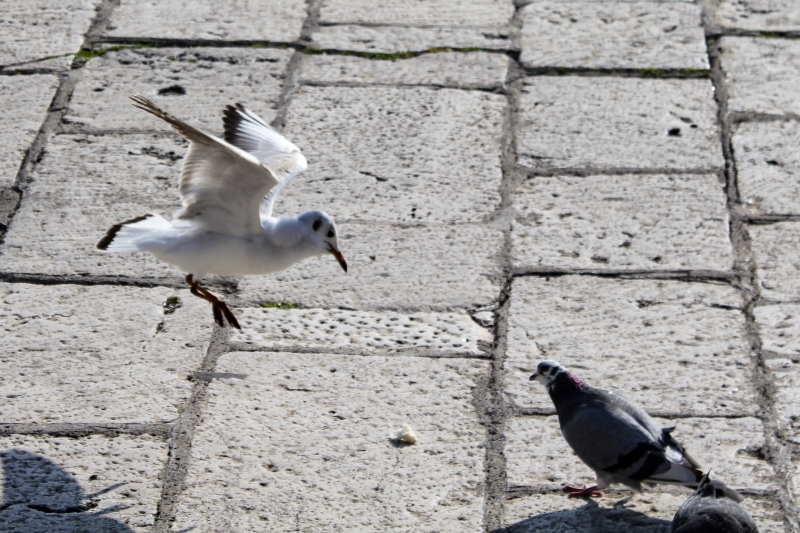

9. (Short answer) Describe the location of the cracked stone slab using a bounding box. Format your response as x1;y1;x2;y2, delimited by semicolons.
520;2;708;70
717;0;800;31
0;133;185;278
105;0;306;42
66;47;292;133
503;277;754;416
733;121;800;216
765;359;800;445
171;352;489;532
236;224;503;311
309;25;514;53
298;52;509;89
0;282;211;423
750;222;800;301
0;75;59;188
503;491;784;533
511;173;732;271
517;77;723;171
271;85;504;224
0;0;99;67
0;434;167;532
721;37;800;116
230;308;492;356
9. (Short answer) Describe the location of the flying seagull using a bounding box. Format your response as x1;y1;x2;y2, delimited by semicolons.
97;95;347;329
672;473;758;532
530;360;741;501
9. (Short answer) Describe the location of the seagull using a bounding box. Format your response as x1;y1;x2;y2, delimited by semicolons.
530;360;741;501
97;95;347;329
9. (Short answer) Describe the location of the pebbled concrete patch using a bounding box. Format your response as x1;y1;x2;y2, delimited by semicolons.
720;36;800;116
755;304;800;358
0;434;167;532
519;2;708;70
272;85;505;224
236;223;503;311
171;352;489;532
765;359;800;446
750;222;800;301
716;0;800;31
503;276;754;416
105;0;307;42
0;75;59;188
0;0;99;67
733;121;800;216
511;173;732;271
0;283;211;423
298;52;509;90
66;47;292;133
230;308;492;356
517;77;722;171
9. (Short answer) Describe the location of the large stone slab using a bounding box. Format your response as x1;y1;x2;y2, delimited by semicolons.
66;47;292;133
517;77;722;171
0;133;184;278
272;85;505;224
520;3;707;70
0;0;98;67
0;434;167;532
236;224;503;311
0;75;59;188
503;277;754;415
230;308;492;356
755;304;800;357
721;36;800;116
319;0;514;26
717;0;800;31
733;121;800;217
0;283;211;423
171;352;489;532
105;0;306;42
309;25;513;53
511;173;732;271
766;359;800;445
750;222;800;301
298;52;509;90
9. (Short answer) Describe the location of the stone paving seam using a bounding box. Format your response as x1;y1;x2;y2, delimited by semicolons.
0;423;172;438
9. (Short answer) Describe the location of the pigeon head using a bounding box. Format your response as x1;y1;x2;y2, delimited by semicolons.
530;360;587;390
299;210;347;272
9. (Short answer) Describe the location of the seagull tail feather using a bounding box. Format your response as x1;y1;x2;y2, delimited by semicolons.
97;214;170;252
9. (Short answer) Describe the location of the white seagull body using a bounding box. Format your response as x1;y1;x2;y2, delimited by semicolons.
97;95;347;329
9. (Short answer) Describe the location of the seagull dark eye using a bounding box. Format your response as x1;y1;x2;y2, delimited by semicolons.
327;230;335;238
312;219;322;231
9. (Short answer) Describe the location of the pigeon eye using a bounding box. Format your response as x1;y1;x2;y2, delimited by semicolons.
312;219;322;231
327;230;335;238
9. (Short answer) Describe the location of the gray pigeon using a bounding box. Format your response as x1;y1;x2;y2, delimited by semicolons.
672;475;758;532
530;360;742;500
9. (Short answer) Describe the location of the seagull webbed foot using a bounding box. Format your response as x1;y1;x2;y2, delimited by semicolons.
185;274;241;329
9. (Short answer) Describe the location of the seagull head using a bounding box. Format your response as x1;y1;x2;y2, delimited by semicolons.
299;210;347;272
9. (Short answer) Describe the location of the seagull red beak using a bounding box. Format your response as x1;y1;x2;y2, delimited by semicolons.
327;243;347;272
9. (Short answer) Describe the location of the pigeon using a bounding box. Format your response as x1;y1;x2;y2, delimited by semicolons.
530;360;741;500
97;96;347;329
672;474;758;532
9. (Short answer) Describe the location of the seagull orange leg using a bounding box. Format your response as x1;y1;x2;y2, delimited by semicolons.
185;274;241;329
563;485;603;498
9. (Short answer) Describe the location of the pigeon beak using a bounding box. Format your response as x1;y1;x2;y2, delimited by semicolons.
327;243;347;272
529;369;541;381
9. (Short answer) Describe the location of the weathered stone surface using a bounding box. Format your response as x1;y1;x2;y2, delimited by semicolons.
755;304;800;357
517;77;723;171
505;415;774;490
511;173;732;271
0;75;59;188
721;36;800;116
66;47;292;133
503;277;754;415
272;85;505;224
765;359;800;445
0;56;75;74
106;0;307;42
171;352;489;532
230;308;492;355
236;224;503;311
0;283;211;423
309;25;513;53
319;0;514;26
0;0;98;67
298;52;509;89
503;491;784;533
0;434;167;532
0;133;184;278
733;121;800;216
520;3;708;69
717;0;800;31
750;222;800;301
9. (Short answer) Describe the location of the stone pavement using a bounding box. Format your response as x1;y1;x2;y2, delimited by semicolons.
1;0;800;531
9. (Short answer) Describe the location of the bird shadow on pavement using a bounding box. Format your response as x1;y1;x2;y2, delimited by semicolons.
497;499;672;533
0;448;134;532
